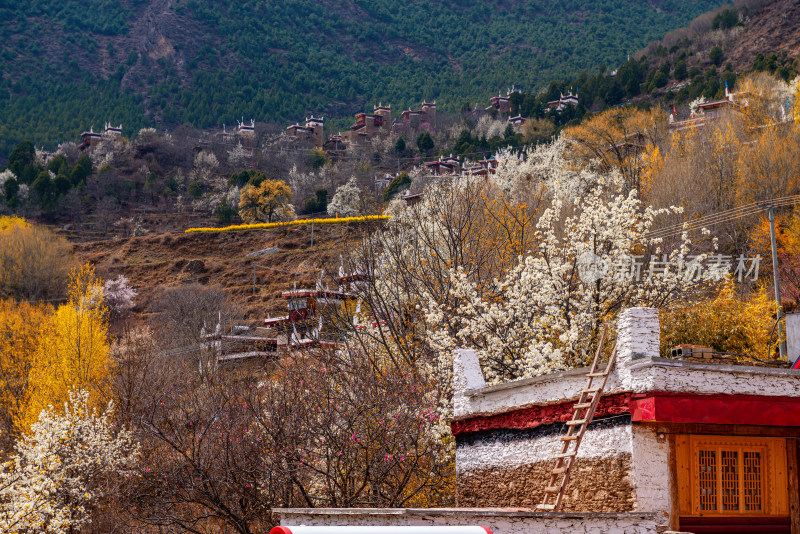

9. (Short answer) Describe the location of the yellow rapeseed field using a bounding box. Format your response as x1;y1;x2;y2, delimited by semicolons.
185;215;390;233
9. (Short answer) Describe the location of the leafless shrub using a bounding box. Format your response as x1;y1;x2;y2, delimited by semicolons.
0;221;77;302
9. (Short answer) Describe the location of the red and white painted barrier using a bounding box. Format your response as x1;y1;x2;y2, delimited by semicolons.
270;527;492;534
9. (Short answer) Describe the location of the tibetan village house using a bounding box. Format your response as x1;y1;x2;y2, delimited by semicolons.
274;307;800;534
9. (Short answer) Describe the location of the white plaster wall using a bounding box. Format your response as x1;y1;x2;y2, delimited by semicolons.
617;308;660;363
453;349;488;418
622;360;800;397
278;510;663;534
457;360;800;421
453;369;623;420
629;426;670;520
457;424;633;473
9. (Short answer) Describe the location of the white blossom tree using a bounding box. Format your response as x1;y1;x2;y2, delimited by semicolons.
422;179;697;384
327;177;362;217
227;142;249;168
357;137;704;393
0;170;16;189
0;390;139;534
103;275;137;318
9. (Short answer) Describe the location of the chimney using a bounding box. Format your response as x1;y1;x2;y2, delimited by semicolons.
452;349;486;418
616;307;660;388
617;307;659;363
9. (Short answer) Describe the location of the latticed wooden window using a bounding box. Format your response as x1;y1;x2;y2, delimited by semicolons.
695;444;764;514
675;435;788;517
743;451;762;512
720;450;739;511
698;450;717;511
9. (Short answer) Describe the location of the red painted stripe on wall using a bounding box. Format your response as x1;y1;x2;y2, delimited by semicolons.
450;393;635;436
452;392;800;436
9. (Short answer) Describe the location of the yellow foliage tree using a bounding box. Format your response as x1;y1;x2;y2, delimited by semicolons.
661;281;780;360
0;216;28;231
22;264;112;430
735;125;800;204
735;72;796;129
238;179;295;223
639;143;663;199
0;299;53;447
794;78;800;123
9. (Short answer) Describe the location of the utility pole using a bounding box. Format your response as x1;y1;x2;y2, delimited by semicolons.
767;206;787;359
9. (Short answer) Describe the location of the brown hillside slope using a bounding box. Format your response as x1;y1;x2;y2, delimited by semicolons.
727;0;800;68
73;222;369;324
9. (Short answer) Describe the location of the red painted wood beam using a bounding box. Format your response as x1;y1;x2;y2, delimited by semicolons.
630;393;800;427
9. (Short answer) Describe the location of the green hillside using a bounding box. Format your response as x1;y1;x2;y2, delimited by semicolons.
0;0;726;156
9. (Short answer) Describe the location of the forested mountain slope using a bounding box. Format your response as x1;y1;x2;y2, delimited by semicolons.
0;0;725;155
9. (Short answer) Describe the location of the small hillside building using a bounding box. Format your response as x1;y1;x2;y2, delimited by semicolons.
508;115;526;127
79;127;103;150
487;87;522;115
423;154;460;176
79;122;121;150
287;116;325;147
547;91;579;112
395;101;437;132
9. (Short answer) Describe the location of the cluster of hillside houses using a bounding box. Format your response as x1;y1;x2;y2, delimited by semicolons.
78;85;783;196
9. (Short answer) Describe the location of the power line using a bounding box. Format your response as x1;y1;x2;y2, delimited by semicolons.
647;195;800;239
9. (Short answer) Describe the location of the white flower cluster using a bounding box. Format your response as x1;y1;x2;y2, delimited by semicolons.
423;182;692;385
0;390;139;533
0;169;16;188
494;135;600;200
327;177;362;217
103;275;137;316
227;142;250;168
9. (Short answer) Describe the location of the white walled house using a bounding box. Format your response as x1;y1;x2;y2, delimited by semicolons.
276;308;800;534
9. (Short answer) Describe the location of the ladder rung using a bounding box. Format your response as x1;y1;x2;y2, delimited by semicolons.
584;387;601;394
555;451;577;458
574;402;592;409
544;485;562;493
552;466;569;474
586;372;607;378
561;435;579;441
566;419;587;426
536;504;556;511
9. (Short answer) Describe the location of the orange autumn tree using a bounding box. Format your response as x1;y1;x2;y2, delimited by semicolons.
22;264;113;430
736;125;800;204
238;179;295;223
0;216;76;302
564;106;668;192
750;206;800;306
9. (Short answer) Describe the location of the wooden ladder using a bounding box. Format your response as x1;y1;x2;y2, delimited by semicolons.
536;330;617;512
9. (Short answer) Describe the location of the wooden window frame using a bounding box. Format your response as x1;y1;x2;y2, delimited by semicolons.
675;434;789;518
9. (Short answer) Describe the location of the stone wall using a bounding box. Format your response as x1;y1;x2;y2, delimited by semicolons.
276;508;665;534
456;417;635;512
